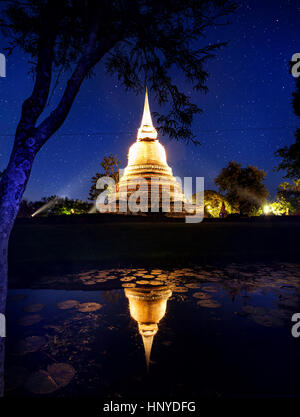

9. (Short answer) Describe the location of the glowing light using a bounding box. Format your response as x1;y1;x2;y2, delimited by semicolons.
125;286;172;370
263;204;271;215
31;197;58;217
109;89;188;213
88;204;97;214
127;140;168;167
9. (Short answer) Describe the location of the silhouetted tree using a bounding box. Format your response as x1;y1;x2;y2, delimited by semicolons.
214;162;269;215
0;0;236;394
17;196;92;217
275;73;300;179
17;199;34;217
51;197;92;215
89;154;120;201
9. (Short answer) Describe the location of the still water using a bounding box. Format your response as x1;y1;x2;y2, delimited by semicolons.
5;264;300;397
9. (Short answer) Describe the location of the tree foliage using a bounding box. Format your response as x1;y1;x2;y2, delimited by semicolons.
89;154;120;201
275;72;300;179
276;179;300;213
268;197;293;216
214;161;269;215
193;189;232;217
0;0;236;145
17;196;92;217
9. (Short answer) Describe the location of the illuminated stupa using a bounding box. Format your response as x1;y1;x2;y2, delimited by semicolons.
125;286;172;370
113;89;188;214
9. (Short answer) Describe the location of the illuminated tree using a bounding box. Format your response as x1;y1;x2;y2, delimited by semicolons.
0;0;236;394
193;190;232;217
268;198;292;216
276;180;300;213
50;198;92;215
17;197;92;217
214;162;269;215
89;154;120;201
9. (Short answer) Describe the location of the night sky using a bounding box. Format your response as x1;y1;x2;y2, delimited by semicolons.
0;0;299;201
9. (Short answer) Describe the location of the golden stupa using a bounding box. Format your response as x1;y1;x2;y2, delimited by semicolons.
113;89;188;213
125;285;172;370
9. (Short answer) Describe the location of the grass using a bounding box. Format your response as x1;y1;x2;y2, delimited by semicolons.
8;219;300;281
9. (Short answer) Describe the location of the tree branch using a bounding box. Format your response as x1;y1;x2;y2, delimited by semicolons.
15;2;59;139
35;36;122;149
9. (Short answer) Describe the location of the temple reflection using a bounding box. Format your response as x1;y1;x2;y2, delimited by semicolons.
124;285;172;370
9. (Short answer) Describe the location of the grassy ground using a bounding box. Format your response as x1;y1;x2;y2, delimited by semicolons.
8;219;300;283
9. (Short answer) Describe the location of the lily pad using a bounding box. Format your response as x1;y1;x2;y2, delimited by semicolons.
94;272;109;279
201;285;219;293
78;272;93;279
173;287;188;293
19;315;43;326
120;277;135;282
197;299;221;308
57;300;79;310
26;370;58;394
95;278;109;283
15;336;47;355
77;302;102;312
185;283;201;289
136;280;150;285
26;363;76;394
193;292;211;299
47;363;76;388
149;280;164;286
23;304;45;313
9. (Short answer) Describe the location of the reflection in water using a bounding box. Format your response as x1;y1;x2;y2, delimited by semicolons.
4;263;300;397
125;286;172;370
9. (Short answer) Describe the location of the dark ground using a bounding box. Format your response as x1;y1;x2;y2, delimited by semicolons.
8;216;300;287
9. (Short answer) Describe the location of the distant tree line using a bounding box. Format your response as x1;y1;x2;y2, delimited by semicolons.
193;161;300;218
20;154;299;218
18;196;93;218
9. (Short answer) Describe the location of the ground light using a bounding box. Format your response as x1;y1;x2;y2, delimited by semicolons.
263;204;271;215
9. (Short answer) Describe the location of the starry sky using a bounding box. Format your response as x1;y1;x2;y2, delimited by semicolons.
0;0;299;201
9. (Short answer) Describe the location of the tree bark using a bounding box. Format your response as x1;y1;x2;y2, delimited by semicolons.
0;140;37;395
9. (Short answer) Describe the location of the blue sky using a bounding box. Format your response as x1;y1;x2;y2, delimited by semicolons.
0;0;299;201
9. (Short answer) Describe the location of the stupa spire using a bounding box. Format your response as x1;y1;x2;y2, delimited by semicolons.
124;286;172;372
142;333;154;371
137;87;158;141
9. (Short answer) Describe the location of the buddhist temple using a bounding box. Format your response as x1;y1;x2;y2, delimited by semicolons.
124;285;172;370
109;89;191;215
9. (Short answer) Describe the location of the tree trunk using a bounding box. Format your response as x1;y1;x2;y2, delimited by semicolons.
0;233;9;397
0;144;35;396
